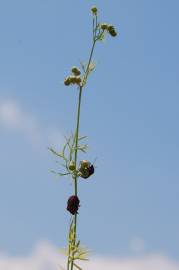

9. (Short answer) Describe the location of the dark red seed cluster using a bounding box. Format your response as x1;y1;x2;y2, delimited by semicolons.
67;195;80;215
88;164;94;176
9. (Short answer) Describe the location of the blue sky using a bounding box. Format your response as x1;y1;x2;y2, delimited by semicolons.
0;0;179;261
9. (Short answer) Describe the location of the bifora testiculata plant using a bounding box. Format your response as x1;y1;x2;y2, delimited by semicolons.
49;6;117;270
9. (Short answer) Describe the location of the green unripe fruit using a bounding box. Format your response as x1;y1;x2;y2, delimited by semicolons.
69;161;75;171
71;66;81;76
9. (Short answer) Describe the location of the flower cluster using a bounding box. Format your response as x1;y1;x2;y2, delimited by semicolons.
91;6;118;38
100;23;117;37
64;66;82;86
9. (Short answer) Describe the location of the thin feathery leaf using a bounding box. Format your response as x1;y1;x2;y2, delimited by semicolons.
48;147;64;158
80;61;86;73
78;135;88;141
73;263;83;270
50;170;70;177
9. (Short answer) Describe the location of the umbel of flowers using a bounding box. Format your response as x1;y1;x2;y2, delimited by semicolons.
49;6;117;270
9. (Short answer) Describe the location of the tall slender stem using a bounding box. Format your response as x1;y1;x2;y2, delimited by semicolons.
69;37;97;270
70;87;82;270
74;86;83;194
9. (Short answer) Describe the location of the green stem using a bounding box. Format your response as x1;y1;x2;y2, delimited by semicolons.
70;86;82;270
74;86;83;195
69;34;97;270
83;40;96;86
67;259;70;270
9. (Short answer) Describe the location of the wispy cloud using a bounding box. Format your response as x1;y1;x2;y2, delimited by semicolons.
0;99;63;147
0;241;178;270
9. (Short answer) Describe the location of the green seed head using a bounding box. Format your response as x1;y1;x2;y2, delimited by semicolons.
71;66;81;76
91;6;98;15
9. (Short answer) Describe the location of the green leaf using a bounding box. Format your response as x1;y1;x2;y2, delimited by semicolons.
76;144;88;153
48;147;63;158
75;257;89;261
78;135;88;141
62;140;68;157
76;240;80;247
73;263;83;270
80;61;86;73
98;32;105;41
50;170;70;177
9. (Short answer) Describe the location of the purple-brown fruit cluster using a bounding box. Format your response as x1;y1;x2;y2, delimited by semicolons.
67;195;80;215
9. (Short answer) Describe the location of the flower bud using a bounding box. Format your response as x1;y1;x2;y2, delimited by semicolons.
71;66;81;76
64;77;71;86
100;23;108;30
91;6;97;15
67;195;80;215
108;25;117;37
69;160;75;171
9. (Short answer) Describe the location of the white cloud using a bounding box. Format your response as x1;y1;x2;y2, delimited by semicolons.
0;99;63;147
0;100;23;128
0;241;178;270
